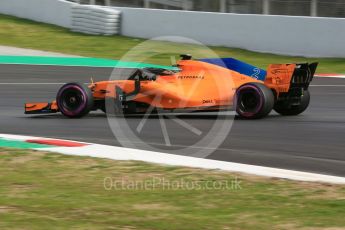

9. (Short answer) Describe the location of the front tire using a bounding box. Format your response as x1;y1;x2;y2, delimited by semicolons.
56;82;94;118
274;90;310;116
235;83;274;119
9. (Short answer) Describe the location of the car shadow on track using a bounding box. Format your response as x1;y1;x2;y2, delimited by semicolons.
24;113;283;120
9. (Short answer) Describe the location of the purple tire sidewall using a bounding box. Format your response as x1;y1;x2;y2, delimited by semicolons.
236;84;264;117
57;85;88;116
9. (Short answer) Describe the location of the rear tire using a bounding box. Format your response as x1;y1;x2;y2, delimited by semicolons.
56;82;94;118
274;90;310;116
235;83;274;119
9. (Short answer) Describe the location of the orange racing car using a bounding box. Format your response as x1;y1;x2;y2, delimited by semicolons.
25;55;317;119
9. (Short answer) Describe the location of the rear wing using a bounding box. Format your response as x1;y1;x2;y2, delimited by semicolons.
199;58;318;91
264;63;318;94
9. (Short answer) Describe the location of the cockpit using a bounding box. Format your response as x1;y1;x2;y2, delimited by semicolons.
128;68;178;81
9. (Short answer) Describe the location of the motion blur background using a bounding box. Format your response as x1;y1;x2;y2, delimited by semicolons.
69;0;345;18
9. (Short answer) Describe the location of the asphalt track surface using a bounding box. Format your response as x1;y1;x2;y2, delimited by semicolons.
1;64;345;177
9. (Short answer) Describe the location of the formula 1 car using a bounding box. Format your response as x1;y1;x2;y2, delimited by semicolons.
25;54;317;119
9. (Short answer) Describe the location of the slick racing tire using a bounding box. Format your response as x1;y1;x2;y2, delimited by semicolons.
274;90;310;116
235;83;274;119
56;82;94;118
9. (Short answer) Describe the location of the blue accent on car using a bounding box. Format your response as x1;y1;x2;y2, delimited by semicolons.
199;58;267;81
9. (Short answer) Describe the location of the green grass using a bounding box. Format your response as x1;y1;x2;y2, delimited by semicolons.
0;14;345;74
0;148;344;229
1;13;345;229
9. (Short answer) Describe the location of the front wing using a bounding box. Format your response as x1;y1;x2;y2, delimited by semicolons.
25;102;59;114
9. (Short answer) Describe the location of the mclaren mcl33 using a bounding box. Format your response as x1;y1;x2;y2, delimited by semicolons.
25;55;317;119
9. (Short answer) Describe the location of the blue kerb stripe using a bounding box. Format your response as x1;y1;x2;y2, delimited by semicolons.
199;58;267;81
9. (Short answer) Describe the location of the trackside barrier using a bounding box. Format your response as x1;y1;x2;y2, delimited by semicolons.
71;5;121;35
0;0;76;28
112;7;345;58
1;0;345;56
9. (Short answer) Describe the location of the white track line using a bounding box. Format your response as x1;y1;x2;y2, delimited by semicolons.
1;83;345;87
1;74;345;86
1;133;345;184
310;85;345;87
0;83;92;85
0;63;135;68
316;75;345;79
0;83;65;85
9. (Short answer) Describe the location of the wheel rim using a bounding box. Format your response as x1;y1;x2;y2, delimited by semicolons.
58;85;87;116
237;86;263;116
62;90;84;111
